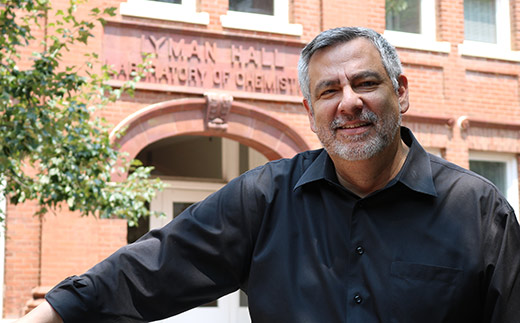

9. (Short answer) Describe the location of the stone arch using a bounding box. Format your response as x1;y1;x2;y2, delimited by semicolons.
111;97;311;165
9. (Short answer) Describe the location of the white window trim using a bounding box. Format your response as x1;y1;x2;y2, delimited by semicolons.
120;0;210;25
384;0;451;53
469;151;520;217
459;0;519;61
220;0;303;36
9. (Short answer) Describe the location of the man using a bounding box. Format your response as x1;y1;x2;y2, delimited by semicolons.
16;27;520;323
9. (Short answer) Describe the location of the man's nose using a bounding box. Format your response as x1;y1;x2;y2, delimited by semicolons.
338;86;363;114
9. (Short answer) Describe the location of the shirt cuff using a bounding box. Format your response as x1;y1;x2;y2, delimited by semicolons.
45;275;98;323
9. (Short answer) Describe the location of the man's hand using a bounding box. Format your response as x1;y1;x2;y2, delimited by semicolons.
14;301;63;323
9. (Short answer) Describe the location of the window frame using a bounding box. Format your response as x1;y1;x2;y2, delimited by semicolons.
119;0;210;25
459;0;520;61
384;0;451;53
469;151;520;217
220;0;303;36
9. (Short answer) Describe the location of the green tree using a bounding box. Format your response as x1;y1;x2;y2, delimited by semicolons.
0;0;164;226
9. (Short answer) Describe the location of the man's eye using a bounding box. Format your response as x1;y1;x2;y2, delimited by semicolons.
320;89;336;96
359;81;377;87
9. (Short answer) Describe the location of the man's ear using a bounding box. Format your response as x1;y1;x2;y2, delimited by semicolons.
303;99;317;133
397;74;409;114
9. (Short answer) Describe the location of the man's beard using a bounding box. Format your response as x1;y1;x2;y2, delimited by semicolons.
315;108;401;161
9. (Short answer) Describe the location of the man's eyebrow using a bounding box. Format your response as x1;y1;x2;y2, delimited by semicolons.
351;70;385;81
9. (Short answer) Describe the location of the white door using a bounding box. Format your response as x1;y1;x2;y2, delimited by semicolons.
149;179;251;323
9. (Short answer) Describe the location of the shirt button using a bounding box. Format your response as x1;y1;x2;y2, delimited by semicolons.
356;246;365;255
354;293;363;304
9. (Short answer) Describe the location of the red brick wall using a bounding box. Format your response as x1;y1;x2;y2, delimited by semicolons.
40;212;127;287
4;202;41;318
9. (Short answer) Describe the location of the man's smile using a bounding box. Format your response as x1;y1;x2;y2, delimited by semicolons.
334;122;373;136
335;121;372;129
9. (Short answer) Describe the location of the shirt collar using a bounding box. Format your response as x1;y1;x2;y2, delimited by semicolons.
293;127;438;197
293;149;337;191
396;127;438;197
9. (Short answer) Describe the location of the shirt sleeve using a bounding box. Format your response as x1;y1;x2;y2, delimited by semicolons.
481;194;520;323
45;168;267;323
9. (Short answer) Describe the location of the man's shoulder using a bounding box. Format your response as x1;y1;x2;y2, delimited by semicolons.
428;153;504;197
421;153;517;225
239;149;324;189
248;149;324;175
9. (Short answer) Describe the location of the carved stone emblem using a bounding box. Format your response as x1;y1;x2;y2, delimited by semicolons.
204;92;233;130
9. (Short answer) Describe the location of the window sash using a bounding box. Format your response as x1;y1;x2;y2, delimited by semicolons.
464;0;497;43
229;0;274;16
469;160;507;193
386;0;422;34
469;152;519;217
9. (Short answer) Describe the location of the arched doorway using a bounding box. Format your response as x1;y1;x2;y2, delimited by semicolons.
127;134;269;242
110;96;310;170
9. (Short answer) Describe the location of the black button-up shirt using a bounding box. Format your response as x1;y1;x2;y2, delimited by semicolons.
46;128;520;322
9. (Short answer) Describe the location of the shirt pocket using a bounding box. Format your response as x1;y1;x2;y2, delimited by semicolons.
389;261;462;323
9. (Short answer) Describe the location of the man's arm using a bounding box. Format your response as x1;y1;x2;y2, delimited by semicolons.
14;301;63;323
39;169;266;322
481;201;520;322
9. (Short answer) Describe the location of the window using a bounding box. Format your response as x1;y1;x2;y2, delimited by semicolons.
384;0;450;53
220;0;303;36
460;0;520;61
464;0;498;44
229;0;274;15
469;152;519;217
470;160;507;192
120;0;209;25
386;0;421;34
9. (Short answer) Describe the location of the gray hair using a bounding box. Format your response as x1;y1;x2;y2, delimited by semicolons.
298;27;403;108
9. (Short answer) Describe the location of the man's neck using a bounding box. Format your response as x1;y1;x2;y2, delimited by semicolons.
332;138;409;198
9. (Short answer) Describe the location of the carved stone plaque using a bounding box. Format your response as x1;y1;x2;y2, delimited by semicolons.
204;92;233;131
103;21;304;102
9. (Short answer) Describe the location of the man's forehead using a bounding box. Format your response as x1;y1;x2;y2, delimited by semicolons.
311;38;382;65
308;39;385;85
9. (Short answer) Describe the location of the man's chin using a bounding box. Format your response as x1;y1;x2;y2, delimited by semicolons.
325;138;387;161
326;145;372;161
